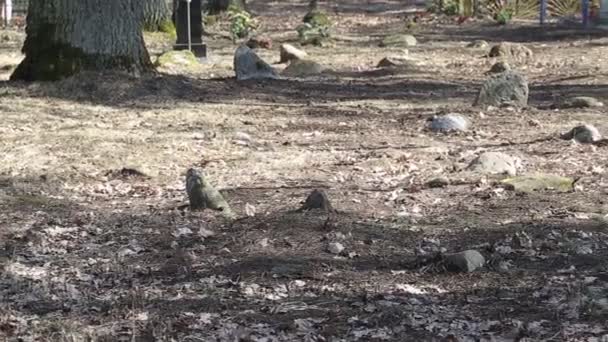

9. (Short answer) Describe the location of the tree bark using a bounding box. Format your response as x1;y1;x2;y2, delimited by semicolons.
11;0;153;82
206;0;246;14
143;0;171;31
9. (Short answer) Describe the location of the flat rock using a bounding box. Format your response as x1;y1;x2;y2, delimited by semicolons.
444;250;485;273
467;40;489;49
474;70;529;108
376;56;418;69
234;45;279;81
467;151;520;176
380;34;417;47
500;174;575;193
487;42;533;60
555;96;604;109
427;113;470;133
279;44;308;63
560;124;602;143
282;59;327;78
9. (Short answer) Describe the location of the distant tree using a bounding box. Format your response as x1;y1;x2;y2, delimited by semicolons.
11;0;153;81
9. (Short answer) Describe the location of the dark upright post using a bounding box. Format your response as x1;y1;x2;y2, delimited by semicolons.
174;0;207;58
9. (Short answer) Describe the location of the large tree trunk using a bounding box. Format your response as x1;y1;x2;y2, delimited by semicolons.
11;0;153;82
206;0;246;14
143;0;171;31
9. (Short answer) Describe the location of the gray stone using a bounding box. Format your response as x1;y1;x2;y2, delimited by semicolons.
380;34;417;47
327;242;345;255
282;59;327;78
444;250;485;273
560;124;602;143
279;44;308;63
426;177;450;188
233;45;279;81
376;56;418;69
428;113;470;133
467;40;489;49
467;151;520;176
474;70;529;108
556;96;604;109
487;42;533;60
487;61;510;74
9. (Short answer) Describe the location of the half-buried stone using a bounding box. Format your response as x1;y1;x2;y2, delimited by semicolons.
234;45;279;81
560;124;602;143
282;59;327;78
554;96;604;109
427;113;470;133
444;250;485;273
467;151;520;176
474;70;528;108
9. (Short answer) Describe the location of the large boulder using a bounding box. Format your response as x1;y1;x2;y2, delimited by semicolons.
233;45;279;81
474;70;529;107
467;151;520;176
380;34;417;47
279;44;308;63
282;59;327;78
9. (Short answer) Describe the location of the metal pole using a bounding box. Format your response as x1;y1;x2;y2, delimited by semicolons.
540;0;547;25
186;0;192;52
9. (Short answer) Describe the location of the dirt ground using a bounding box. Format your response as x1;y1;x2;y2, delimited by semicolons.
2;1;608;341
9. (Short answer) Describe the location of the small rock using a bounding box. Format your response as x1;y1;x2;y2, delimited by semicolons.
427;113;470;133
376;56;418;69
500;174;575;193
487;42;533;61
279;44;308;63
282;59;327;78
444;250;485;273
380;34;417;47
467;40;489;49
327;242;345;255
233;45;279;81
560;124;602;143
246;35;272;49
426;177;450;188
468;151;520;176
487;61;510;74
233;131;254;146
474;70;529;108
575;245;593;255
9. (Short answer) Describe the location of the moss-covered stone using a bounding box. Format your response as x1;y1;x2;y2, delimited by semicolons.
500;174;574;193
155;50;200;72
303;9;331;27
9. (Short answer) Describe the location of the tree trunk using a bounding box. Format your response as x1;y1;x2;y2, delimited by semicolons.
11;0;153;82
206;0;246;14
143;0;171;31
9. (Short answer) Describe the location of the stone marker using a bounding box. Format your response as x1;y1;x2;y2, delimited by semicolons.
467;151;520;176
474;70;528;108
233;45;279;81
174;0;206;58
444;250;485;273
427;113;470;133
560;124;602;143
279;44;308;63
